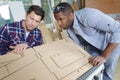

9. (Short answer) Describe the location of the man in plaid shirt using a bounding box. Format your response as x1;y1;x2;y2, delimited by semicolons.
0;5;45;55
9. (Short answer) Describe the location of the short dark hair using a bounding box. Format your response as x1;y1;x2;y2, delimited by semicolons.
53;2;73;14
27;5;45;20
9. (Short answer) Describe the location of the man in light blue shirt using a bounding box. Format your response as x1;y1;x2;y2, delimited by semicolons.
54;2;120;80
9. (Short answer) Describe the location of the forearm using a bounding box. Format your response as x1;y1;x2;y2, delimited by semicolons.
102;43;119;59
89;43;119;66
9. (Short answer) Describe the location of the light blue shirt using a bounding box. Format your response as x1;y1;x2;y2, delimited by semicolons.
67;8;120;50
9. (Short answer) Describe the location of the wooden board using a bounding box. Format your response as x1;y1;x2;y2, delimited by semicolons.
0;38;93;80
85;0;120;14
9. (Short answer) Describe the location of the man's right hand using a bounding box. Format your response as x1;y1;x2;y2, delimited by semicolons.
10;43;29;54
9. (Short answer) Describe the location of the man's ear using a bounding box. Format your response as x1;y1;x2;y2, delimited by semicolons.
69;12;74;19
25;13;28;18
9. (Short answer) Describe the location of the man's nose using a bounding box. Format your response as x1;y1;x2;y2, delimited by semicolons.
58;20;61;26
32;20;36;25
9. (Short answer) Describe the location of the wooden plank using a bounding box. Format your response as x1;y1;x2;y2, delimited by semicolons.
0;38;93;80
85;0;120;14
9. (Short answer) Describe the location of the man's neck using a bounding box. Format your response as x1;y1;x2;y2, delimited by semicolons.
22;20;29;33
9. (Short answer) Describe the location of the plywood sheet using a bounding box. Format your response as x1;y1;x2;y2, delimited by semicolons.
0;38;93;80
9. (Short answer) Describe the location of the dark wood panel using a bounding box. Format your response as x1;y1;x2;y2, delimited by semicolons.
85;0;120;14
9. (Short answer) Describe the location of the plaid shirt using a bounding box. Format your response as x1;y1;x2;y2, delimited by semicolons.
0;20;43;55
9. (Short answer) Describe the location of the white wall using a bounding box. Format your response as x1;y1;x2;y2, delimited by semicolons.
32;0;41;6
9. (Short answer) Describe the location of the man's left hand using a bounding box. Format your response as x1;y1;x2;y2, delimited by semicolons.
89;56;107;66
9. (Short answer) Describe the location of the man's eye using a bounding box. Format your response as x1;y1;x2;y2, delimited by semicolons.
59;18;62;20
30;17;34;20
37;20;40;22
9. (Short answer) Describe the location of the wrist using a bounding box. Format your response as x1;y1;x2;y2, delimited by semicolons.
101;54;108;59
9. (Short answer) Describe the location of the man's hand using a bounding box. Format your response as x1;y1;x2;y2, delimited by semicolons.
10;43;29;54
89;56;107;66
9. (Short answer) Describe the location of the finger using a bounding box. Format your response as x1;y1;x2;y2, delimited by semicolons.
97;61;102;66
92;57;100;66
89;56;96;65
14;44;21;53
19;45;26;53
17;44;24;53
9;46;16;49
94;59;100;66
16;44;28;54
17;46;23;53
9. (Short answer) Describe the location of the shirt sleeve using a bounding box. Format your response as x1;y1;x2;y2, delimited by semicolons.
33;33;43;47
77;8;120;43
28;29;43;47
0;25;10;55
0;25;9;44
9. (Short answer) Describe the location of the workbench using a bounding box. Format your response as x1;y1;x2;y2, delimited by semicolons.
0;38;104;80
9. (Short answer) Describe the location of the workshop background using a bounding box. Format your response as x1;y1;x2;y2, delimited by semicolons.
0;0;120;80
